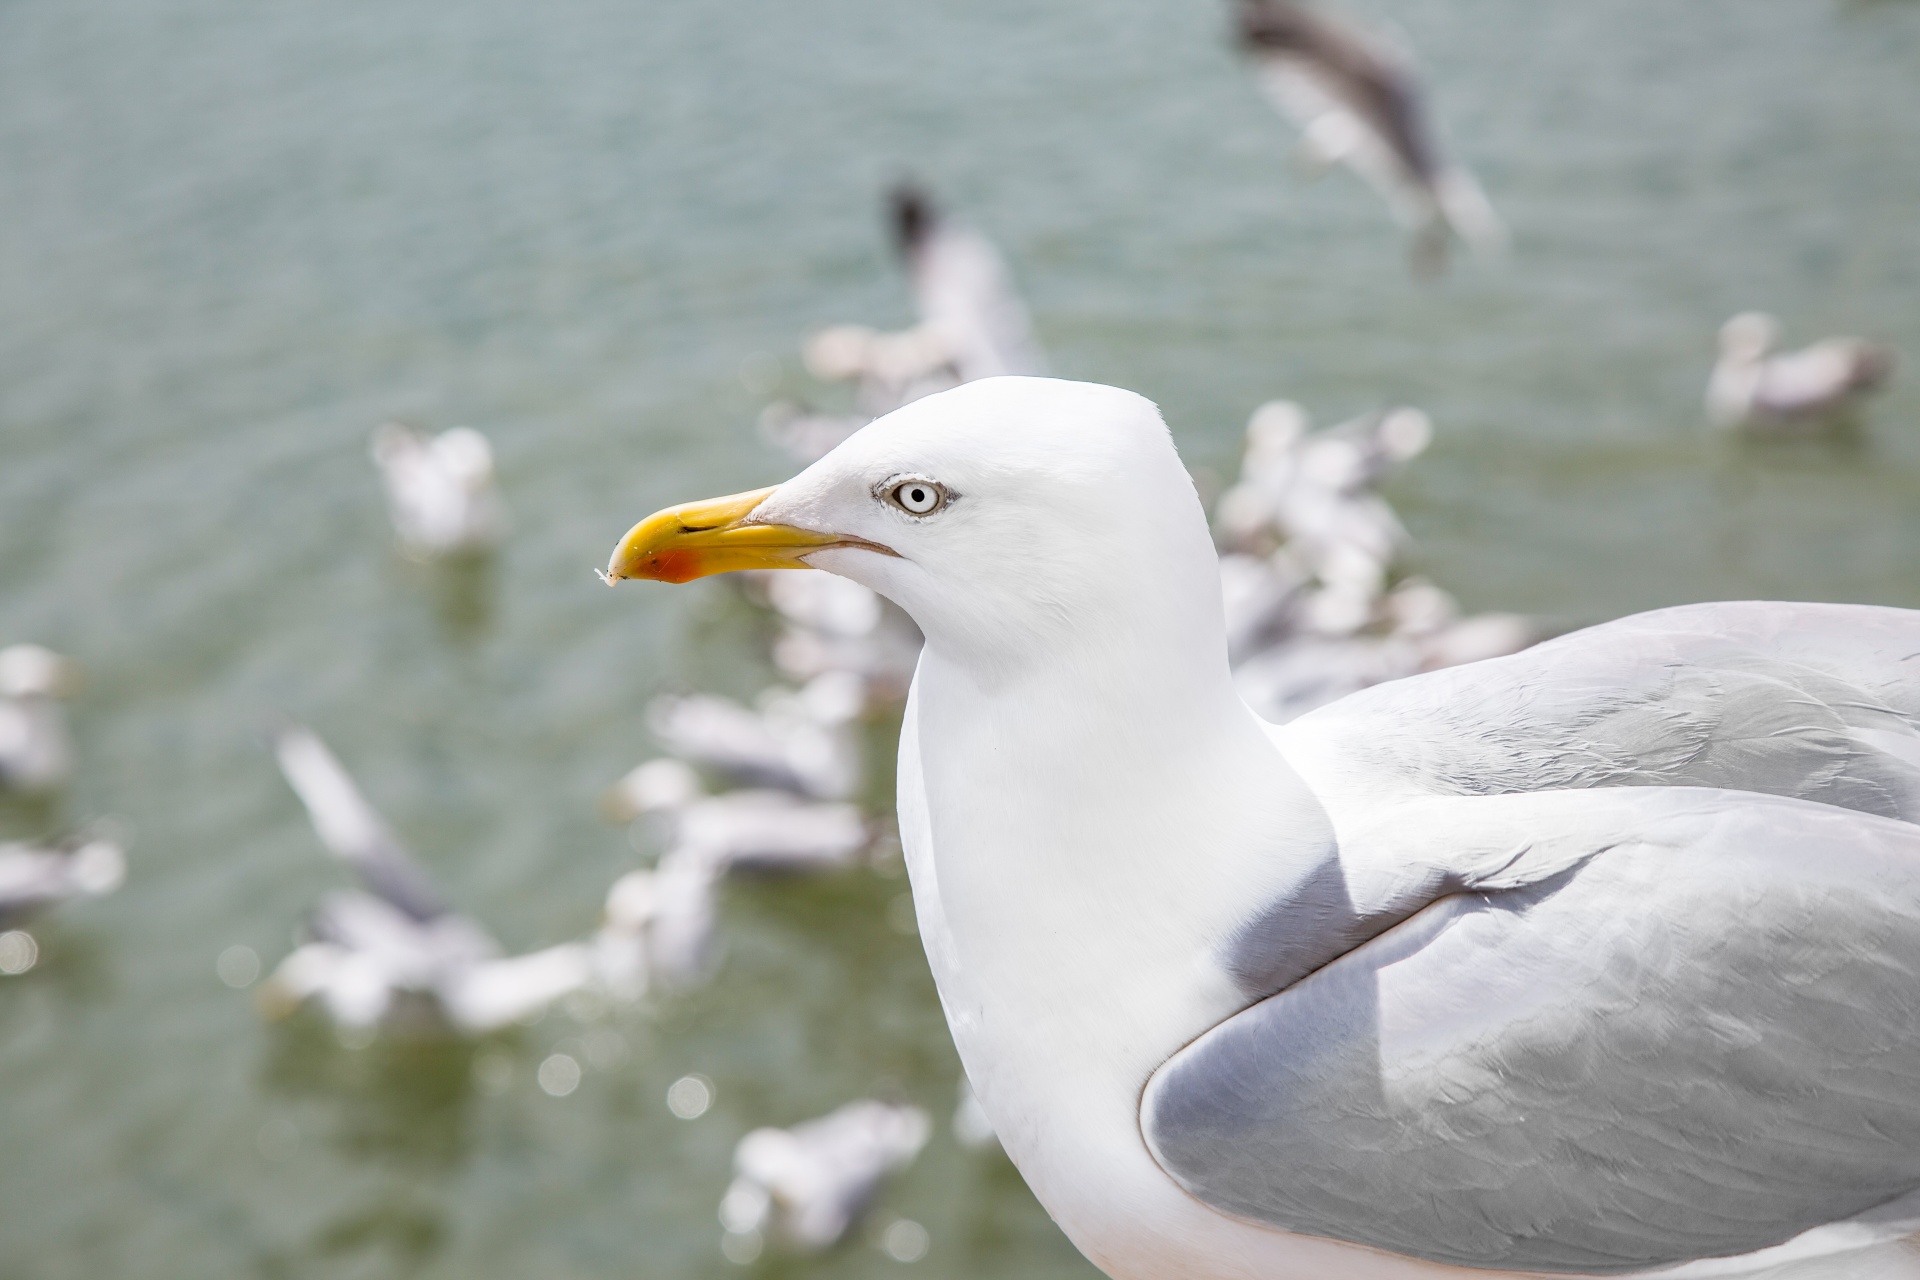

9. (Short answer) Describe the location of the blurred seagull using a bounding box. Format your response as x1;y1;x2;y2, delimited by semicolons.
754;572;922;696
646;675;863;802
370;422;505;560
1707;312;1896;431
591;855;720;1000
0;829;126;930
0;644;81;794
765;187;1046;466
1216;402;1432;638
890;184;1047;384
1236;0;1505;274
602;758;870;873
719;1100;932;1251
260;725;593;1035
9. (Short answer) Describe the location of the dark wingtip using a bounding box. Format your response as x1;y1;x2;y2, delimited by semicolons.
888;181;934;259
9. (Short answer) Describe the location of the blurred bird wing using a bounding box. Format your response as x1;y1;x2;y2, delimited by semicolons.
274;725;450;921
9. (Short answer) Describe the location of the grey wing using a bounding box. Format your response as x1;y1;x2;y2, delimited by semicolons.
1281;601;1920;824
1146;791;1920;1274
273;725;448;922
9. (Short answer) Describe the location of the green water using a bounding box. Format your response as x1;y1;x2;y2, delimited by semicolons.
3;0;1919;1275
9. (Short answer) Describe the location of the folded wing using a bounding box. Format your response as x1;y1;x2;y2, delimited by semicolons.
1146;788;1920;1273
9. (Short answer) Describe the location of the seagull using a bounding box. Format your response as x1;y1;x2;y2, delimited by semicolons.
1236;0;1505;275
0;644;81;794
0;830;126;929
1216;401;1432;636
370;422;506;560
767;187;1047;467
261;725;593;1034
719;1099;931;1252
608;375;1920;1280
591;855;720;1000
890;184;1047;385
602;757;871;873
750;570;923;697
646;676;863;802
1707;312;1896;431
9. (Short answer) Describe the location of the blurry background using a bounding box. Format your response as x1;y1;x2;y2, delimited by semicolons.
3;0;1919;1275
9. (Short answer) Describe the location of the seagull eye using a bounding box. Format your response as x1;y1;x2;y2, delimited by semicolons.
887;478;948;516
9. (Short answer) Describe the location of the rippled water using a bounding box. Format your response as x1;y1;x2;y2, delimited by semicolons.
3;0;1919;1275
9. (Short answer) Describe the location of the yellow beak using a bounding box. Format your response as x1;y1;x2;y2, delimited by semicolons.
604;485;874;584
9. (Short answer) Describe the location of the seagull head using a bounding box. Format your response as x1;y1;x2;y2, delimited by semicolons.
607;377;1227;677
1719;311;1780;362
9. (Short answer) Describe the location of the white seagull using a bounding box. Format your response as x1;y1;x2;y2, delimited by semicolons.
602;757;870;873
0;644;81;794
609;376;1920;1280
0;830;126;929
719;1099;931;1252
262;726;593;1034
769;187;1047;467
645;677;863;802
1707;312;1896;432
1237;0;1505;275
370;422;506;560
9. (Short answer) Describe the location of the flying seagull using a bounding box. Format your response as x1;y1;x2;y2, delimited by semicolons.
607;375;1920;1280
1236;0;1505;275
1707;312;1896;432
769;186;1048;465
262;725;595;1034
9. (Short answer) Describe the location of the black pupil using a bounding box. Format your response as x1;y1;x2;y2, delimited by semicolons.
908;487;926;505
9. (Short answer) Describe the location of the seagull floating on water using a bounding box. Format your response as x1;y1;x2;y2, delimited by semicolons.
1236;0;1505;275
603;757;870;873
609;375;1920;1280
0;644;81;794
646;674;864;802
261;725;596;1034
592;856;719;999
1707;312;1896;432
370;422;506;560
0;829;126;930
747;570;923;698
719;1099;931;1252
